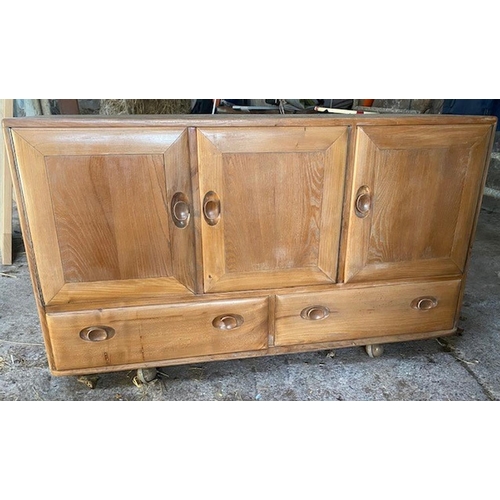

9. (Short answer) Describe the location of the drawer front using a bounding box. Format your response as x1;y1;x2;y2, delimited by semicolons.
46;298;269;371
275;280;461;347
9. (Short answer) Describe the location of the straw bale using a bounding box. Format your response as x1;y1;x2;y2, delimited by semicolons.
99;99;192;115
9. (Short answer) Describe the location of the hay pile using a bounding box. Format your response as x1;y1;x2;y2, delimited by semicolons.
99;99;193;115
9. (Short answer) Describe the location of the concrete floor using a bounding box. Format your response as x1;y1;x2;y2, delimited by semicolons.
1;204;499;401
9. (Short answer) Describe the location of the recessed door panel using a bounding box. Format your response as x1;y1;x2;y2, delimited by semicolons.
343;125;492;282
11;127;195;304
46;154;172;282
197;126;348;292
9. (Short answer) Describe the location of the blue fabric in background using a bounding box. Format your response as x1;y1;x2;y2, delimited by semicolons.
442;100;500;130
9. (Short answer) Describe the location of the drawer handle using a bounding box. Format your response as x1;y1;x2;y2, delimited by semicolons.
79;326;115;342
411;297;438;311
212;314;244;331
203;191;221;226
171;192;191;228
355;185;371;218
301;305;330;321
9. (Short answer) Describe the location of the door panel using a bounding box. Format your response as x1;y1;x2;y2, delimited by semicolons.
343;125;491;282
197;126;348;292
11;128;195;304
46;154;172;282
223;151;323;272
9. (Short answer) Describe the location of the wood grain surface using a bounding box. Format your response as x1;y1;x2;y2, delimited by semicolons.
3;114;495;376
275;280;461;346
9;126;196;305
11;131;66;302
47;297;269;371
343;124;492;282
46;153;172;282
1;99;14;265
3;114;497;130
197;126;347;292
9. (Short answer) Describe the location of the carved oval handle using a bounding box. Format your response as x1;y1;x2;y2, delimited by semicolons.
203;191;221;226
411;296;438;311
79;326;115;342
171;192;190;228
301;305;330;321
212;314;244;331
355;185;371;218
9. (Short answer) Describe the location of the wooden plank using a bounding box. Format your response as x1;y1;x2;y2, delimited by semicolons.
206;267;334;293
1;99;14;264
13;127;186;155
187;127;204;294
317;127;348;279
164;129;197;293
199;126;346;152
3;114;497;130
10;131;66;302
197;130;226;292
49;278;195;306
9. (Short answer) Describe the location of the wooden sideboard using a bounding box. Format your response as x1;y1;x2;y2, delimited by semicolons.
2;114;496;378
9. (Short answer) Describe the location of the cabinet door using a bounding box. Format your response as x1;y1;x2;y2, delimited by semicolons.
11;127;196;305
343;124;492;283
197;126;348;292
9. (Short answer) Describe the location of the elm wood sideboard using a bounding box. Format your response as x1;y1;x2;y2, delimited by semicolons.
2;114;496;378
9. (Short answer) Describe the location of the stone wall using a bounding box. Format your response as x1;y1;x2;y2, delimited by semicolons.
77;99;100;114
371;99;444;113
483;132;500;213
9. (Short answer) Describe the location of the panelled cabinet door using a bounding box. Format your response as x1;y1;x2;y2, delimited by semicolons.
11;127;196;305
343;124;492;283
197;126;348;293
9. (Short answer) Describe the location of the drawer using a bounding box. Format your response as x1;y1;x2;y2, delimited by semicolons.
46;298;269;372
275;280;461;347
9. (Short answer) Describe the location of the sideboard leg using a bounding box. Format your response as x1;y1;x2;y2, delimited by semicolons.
365;344;385;358
136;367;158;384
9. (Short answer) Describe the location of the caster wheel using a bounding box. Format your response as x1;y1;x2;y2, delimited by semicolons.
77;375;99;389
136;367;158;384
365;344;384;358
